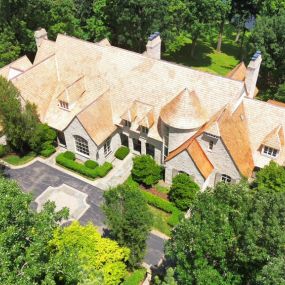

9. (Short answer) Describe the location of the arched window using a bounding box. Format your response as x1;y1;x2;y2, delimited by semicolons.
74;135;89;156
221;174;231;183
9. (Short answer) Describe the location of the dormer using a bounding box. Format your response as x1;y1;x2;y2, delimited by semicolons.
57;76;85;111
261;125;284;159
120;102;137;127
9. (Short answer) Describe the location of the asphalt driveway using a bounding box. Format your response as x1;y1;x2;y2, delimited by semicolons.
4;161;166;266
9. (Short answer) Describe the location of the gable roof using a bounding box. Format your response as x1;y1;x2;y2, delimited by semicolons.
262;125;284;150
166;103;254;177
0;56;33;79
226;62;247;81
188;139;214;179
77;91;116;145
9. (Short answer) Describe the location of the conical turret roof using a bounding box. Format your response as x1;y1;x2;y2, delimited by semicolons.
160;88;208;129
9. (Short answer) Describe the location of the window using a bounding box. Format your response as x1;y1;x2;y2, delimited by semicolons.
140;126;149;135
263;146;278;158
123;120;131;128
104;138;111;156
164;126;169;160
146;143;155;157
208;140;214;151
59;100;69;110
221;174;231;183
74;135;89;156
133;138;141;153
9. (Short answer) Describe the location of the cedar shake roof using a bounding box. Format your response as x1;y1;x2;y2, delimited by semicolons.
34;39;55;64
160;88;208;129
226;62;247;81
0;56;32;79
166;103;254;177
188;139;214;179
4;34;245;142
267;99;285;108
262;125;284;150
77;92;116;145
243;98;285;167
217;103;254;177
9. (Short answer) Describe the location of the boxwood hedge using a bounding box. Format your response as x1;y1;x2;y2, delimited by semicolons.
115;146;130;160
84;159;99;169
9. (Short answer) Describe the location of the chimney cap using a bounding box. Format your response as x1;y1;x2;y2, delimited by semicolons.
148;32;160;41
251;50;262;61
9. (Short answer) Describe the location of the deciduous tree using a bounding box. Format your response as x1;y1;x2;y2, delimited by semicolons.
103;184;152;269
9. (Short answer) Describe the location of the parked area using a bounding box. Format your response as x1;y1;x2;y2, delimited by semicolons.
3;160;166;266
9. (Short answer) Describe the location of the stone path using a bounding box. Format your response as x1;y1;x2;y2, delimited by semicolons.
3;160;167;266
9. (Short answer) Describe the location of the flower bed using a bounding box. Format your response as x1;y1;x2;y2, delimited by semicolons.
56;152;112;179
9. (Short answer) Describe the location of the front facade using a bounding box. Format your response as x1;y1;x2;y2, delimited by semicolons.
1;29;284;189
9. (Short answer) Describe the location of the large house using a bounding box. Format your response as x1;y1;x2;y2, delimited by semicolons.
1;29;284;189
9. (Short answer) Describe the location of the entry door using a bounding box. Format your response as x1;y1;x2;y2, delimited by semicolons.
133;138;141;153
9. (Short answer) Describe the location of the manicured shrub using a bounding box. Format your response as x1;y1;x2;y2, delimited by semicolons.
141;189;182;227
0;144;7;158
56;153;98;178
169;173;200;211
84;160;98;169
63;151;75;161
131;155;162;186
96;162;113;177
115;146;130;160
40;146;56;157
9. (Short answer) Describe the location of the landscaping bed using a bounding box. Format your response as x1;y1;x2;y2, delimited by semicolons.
56;151;113;179
123;268;146;285
2;152;36;166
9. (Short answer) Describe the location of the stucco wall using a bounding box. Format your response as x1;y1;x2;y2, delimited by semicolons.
165;150;205;187
64;117;98;162
197;133;241;185
0;135;7;145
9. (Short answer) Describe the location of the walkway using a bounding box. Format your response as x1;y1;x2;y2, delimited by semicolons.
3;160;167;266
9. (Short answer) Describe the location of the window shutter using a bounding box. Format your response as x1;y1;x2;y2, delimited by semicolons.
214;173;222;185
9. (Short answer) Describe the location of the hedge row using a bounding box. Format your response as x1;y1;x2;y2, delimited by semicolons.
56;152;112;179
141;190;182;227
40;146;56;157
115;146;130;160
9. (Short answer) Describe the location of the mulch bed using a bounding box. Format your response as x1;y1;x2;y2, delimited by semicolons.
141;185;169;200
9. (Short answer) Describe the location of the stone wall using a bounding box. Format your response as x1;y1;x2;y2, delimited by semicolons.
165;150;205;187
197;133;241;186
64;117;98;162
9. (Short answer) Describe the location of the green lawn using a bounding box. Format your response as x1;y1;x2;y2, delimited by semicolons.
163;25;245;76
3;153;36;166
149;205;171;236
123;268;146;285
155;184;170;194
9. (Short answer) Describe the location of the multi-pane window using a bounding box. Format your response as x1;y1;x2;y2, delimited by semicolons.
59;100;69;110
140;126;149;134
208;140;214;151
104;138;111;156
74;135;89;156
163;126;169;160
263;146;278;158
123;120;131;128
221;174;231;183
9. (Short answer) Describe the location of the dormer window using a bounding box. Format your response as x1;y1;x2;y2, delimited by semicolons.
140;126;149;134
59;100;69;110
221;174;231;183
262;146;278;158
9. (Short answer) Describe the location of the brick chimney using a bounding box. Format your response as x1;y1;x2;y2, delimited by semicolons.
245;51;262;98
34;28;48;48
146;32;161;60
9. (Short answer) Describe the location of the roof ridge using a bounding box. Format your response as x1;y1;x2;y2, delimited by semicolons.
56;34;246;85
244;97;285;111
11;53;56;81
0;55;31;72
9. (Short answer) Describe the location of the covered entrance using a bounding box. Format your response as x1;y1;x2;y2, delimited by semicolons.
57;131;66;147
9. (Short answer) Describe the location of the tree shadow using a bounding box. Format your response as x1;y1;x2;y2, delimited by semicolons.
163;41;212;68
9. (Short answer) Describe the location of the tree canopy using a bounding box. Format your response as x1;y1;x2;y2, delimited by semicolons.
103;184;153;269
165;181;285;284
